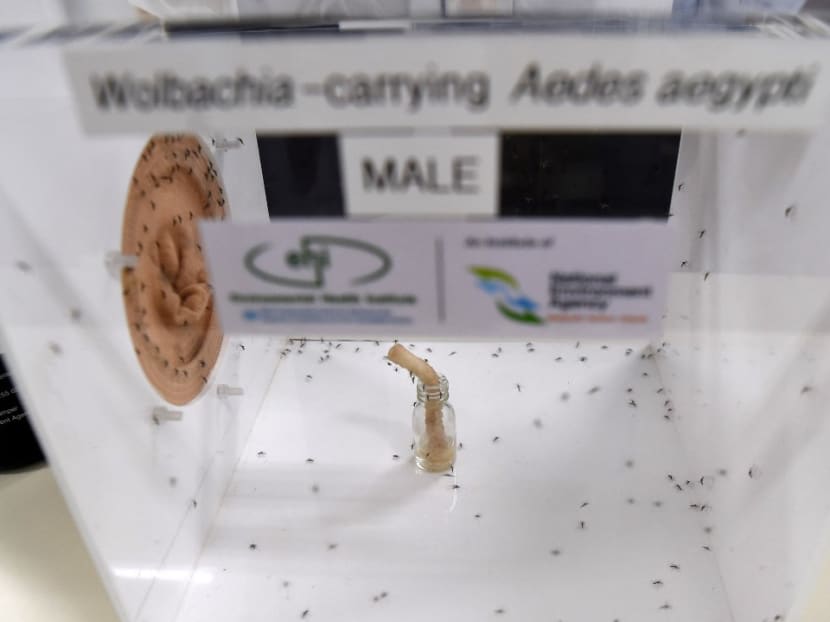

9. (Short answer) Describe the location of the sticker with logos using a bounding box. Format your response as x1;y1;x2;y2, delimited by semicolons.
200;219;670;338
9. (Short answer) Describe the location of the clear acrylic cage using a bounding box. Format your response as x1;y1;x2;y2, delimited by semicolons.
1;8;830;622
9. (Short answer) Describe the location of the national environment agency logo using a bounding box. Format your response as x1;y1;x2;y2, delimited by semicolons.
244;235;392;288
469;266;543;324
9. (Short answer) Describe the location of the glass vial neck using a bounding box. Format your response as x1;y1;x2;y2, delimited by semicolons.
416;375;449;403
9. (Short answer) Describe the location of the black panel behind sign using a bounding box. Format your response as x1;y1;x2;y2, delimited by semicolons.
257;132;680;219
257;135;344;218
500;133;680;219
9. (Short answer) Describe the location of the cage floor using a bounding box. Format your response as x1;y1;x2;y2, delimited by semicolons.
176;339;731;622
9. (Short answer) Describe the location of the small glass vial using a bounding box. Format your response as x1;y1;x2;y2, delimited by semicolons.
413;375;457;472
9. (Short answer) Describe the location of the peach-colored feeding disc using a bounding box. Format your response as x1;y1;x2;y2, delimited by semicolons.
122;134;226;405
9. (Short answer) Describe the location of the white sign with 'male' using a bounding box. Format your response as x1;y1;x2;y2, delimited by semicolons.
340;134;497;218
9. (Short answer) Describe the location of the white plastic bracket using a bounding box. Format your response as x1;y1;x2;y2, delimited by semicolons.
216;384;244;398
152;407;183;424
210;136;244;152
105;251;138;278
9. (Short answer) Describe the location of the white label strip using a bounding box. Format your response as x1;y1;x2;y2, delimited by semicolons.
340;134;498;218
201;219;670;338
64;34;830;132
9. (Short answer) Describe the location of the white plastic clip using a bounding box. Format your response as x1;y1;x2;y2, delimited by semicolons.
216;384;244;398
152;407;183;424
105;251;138;278
210;136;244;152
